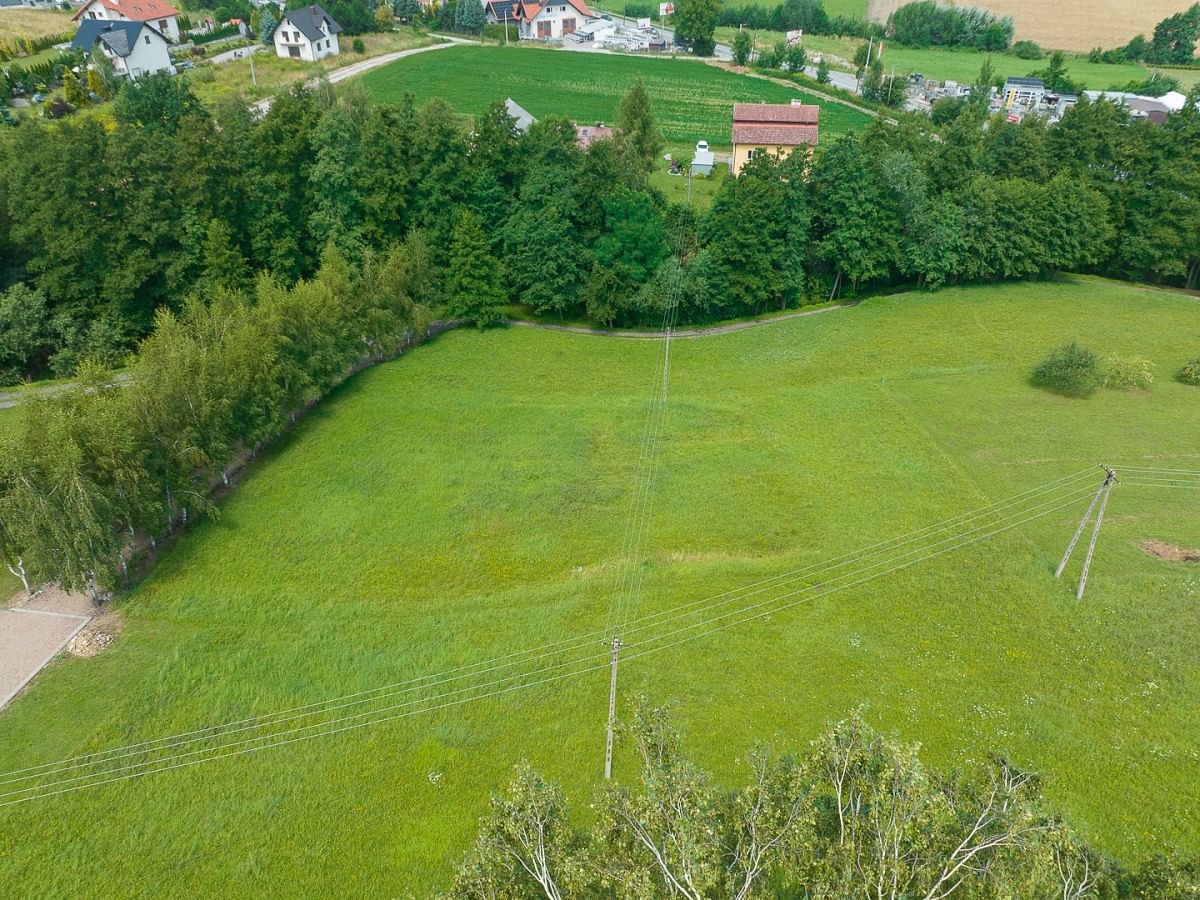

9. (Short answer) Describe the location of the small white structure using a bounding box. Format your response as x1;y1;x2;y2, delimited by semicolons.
71;19;174;78
573;17;615;42
690;140;714;176
510;0;592;41
504;98;537;132
72;0;180;43
273;4;342;61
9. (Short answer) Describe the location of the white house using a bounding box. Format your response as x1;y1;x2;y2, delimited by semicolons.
273;4;342;61
510;0;592;41
72;0;180;44
71;19;174;78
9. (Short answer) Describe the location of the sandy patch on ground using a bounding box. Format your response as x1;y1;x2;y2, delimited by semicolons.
69;610;122;657
1140;539;1200;563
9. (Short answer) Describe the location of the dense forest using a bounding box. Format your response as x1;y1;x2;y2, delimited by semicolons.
2;73;1198;385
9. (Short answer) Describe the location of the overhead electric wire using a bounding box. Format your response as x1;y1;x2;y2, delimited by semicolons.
0;476;1102;805
0;468;1098;788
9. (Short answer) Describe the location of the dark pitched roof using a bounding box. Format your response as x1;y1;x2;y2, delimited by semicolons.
487;0;516;19
72;19;163;57
279;4;343;41
1005;76;1044;89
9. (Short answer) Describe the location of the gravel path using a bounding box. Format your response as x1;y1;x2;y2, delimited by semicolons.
507;302;856;339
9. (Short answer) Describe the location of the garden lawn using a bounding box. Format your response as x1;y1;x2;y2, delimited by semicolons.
1;279;1198;895
358;44;871;144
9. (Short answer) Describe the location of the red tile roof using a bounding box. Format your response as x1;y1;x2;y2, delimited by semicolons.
732;102;820;125
732;124;819;146
511;0;593;23
73;0;180;22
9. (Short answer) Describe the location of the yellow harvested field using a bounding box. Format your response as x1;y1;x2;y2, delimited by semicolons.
867;0;1199;53
0;7;74;42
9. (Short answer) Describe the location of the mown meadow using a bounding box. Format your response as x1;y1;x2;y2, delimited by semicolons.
357;44;872;145
0;279;1197;894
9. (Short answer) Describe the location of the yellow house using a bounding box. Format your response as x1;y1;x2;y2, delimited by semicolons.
730;102;820;176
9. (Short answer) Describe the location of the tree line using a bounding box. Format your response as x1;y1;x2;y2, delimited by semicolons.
452;698;1199;898
4;70;1200;386
886;1;1014;52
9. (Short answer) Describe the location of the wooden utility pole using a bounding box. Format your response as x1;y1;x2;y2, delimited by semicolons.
1076;474;1116;600
604;636;621;780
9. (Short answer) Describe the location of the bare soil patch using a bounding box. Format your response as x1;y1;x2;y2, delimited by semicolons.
866;0;1197;53
1139;539;1200;563
69;610;122;657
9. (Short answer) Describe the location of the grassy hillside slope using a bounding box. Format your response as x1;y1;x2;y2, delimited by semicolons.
0;279;1197;895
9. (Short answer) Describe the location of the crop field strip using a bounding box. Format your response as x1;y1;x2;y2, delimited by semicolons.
0;468;1115;807
357;45;872;144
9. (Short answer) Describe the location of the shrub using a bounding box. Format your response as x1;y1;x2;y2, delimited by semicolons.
352;37;366;53
1104;354;1154;389
624;1;656;18
1011;39;1042;59
1180;358;1200;386
1032;341;1104;397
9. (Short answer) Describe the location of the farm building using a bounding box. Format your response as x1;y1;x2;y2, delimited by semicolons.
1003;76;1045;110
272;4;341;61
730;101;819;176
72;0;181;43
71;19;174;77
510;0;592;40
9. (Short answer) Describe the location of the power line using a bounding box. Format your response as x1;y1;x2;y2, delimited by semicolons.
0;477;1100;804
0;469;1097;789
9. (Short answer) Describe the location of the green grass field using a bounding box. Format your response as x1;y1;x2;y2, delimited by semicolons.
357;45;871;145
1;279;1199;895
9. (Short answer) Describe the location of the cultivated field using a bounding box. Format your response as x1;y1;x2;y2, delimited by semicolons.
0;7;73;43
1;279;1198;895
357;45;872;144
867;0;1198;53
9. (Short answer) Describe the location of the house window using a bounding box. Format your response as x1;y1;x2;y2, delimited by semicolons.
145;35;151;43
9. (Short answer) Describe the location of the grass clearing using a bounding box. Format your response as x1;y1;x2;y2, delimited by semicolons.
357;44;872;144
0;279;1198;894
183;29;435;107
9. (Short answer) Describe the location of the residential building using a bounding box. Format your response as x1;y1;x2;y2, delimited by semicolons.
574;121;614;149
1003;76;1045;110
730;102;819;176
510;0;592;41
71;19;174;78
273;4;342;61
485;0;516;25
72;0;180;44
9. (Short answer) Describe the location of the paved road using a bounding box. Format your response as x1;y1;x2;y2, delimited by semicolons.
0;589;91;711
208;43;265;66
250;36;474;114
